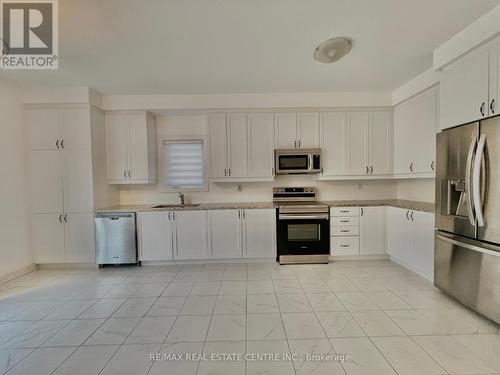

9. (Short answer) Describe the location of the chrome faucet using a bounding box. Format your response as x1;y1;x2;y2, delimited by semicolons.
178;192;185;206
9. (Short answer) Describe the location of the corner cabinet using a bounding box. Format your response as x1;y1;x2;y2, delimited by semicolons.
387;207;434;281
105;111;157;184
208;112;274;181
394;86;437;177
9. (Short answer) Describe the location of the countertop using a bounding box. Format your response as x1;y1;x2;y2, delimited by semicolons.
95;199;434;213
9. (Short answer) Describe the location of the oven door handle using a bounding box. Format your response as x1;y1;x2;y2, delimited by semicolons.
279;214;329;220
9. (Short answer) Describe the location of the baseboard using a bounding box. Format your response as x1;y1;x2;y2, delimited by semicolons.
140;258;276;266
0;264;37;284
37;263;98;270
329;254;390;261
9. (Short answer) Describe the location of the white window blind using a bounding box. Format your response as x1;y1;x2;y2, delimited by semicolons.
163;140;205;190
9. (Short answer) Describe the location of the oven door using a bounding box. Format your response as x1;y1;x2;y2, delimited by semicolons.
276;154;310;174
277;214;330;256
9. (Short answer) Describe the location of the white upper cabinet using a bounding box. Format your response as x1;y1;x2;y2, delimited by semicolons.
359;207;386;255
247;113;274;177
243;209;276;258
320;112;346;176
227;113;248;178
274;113;296;148
105;111;157;184
297;113;320;148
208;112;274;180
208;209;242;259
62;149;94;213
345;112;368;175
173;210;207;260
27;108;61;150
274;112;320;149
138;211;174;261
368;111;392;175
60;108;92;149
208;113;227;178
440;46;489;130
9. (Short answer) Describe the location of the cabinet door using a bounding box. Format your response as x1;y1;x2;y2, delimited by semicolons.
345;112;368;175
274;113;296;148
29;151;63;213
320;112;346;175
127;113;150;180
412;211;435;281
64;213;95;263
368;111;392;175
174;211;207;260
297;113;320;148
208;209;242;258
138;211;173;261
208;113;227;178
27;108;60;150
105;114;128;181
62;149;94;212
441;48;489;130
247;113;274;177
227;113;248;177
393;101;414;175
360;207;385;255
387;207;412;266
243;209;276;258
415;87;438;173
60;108;91;149
32;213;65;263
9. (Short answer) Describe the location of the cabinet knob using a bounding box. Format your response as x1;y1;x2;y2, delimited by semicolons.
490;99;495;114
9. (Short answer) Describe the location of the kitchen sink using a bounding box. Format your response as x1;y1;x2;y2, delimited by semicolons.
151;204;200;209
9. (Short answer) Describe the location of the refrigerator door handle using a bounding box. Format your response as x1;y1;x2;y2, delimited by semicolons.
465;135;477;225
436;232;500;257
473;134;486;227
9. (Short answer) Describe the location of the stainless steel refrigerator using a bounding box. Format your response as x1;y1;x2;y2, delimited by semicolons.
435;116;500;323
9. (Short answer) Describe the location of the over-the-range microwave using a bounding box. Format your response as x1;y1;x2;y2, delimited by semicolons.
274;148;322;174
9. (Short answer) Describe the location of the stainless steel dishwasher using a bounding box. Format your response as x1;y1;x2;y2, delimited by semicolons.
95;212;138;265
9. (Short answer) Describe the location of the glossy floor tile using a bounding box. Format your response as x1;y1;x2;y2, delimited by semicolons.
0;260;498;375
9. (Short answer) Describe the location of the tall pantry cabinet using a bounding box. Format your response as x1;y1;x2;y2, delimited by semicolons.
26;105;119;264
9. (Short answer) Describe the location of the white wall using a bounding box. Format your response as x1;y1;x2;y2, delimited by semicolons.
397;179;435;202
0;78;32;279
119;114;399;205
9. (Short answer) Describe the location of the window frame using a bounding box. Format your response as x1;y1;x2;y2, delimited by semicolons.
161;136;208;193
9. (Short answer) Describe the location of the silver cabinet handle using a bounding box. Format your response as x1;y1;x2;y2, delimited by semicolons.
238;210;241;219
63;214;68;223
61;139;64;149
224;168;227;177
168;212;171;220
340;229;349;233
340;244;350;248
59;214;63;223
480;102;486;116
128;170;131;178
298;140;301;148
409;162;414;172
490;99;495;114
173;212;176;220
406;210;409;220
410;211;414;221
123;170;127;178
431;161;435;171
365;166;369;174
242;210;246;219
360;207;364;216
56;139;60;149
370;165;373;174
294;140;297;148
228;169;231;176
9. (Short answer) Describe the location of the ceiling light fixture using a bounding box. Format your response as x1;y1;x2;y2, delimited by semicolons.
314;37;352;63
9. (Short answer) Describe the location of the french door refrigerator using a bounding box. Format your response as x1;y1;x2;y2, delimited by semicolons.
435;116;500;323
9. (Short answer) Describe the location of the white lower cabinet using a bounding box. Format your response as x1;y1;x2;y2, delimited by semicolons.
31;213;94;264
138;212;174;261
208;210;242;258
174;211;207;260
243;208;276;258
387;207;435;281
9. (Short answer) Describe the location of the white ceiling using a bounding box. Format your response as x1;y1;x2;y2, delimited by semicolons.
2;0;500;94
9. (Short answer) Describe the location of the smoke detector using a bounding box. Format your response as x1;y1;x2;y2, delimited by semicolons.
314;37;352;63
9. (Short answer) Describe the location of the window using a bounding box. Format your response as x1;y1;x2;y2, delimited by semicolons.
163;139;206;191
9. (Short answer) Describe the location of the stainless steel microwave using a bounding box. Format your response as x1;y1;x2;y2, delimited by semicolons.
275;149;322;174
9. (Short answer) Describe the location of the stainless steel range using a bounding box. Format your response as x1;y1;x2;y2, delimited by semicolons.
274;187;330;264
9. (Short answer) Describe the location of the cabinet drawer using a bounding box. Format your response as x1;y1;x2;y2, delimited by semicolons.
331;226;360;236
330;217;360;226
331;236;359;256
330;207;360;217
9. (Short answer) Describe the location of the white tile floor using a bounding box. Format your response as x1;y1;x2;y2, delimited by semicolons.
0;260;498;375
